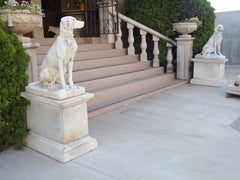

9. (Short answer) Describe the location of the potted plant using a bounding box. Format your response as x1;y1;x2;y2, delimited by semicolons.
72;0;84;11
0;0;43;42
173;17;202;38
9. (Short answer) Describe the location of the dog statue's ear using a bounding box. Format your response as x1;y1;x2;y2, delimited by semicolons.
66;20;70;29
60;18;70;30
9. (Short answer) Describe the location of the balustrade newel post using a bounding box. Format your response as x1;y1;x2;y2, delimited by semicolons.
140;30;147;61
152;36;160;67
127;23;135;55
166;42;174;73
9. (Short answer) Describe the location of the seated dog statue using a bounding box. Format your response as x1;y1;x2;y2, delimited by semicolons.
39;16;84;89
201;24;224;57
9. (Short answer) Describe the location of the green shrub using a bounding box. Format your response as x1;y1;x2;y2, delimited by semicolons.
0;19;30;151
124;0;215;64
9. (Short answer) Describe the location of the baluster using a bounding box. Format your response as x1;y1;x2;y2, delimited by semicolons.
140;30;147;61
127;23;134;55
166;42;174;73
115;19;123;49
152;36;160;67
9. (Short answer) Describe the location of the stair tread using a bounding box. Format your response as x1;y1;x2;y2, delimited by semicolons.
36;43;114;54
36;49;127;64
73;61;151;82
74;48;127;60
88;73;176;110
73;55;139;71
88;80;186;115
85;69;166;92
77;67;164;92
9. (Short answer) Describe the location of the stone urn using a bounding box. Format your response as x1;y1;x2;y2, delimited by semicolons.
0;9;42;43
173;22;197;38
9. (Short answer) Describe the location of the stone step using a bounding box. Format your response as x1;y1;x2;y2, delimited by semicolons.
73;61;151;82
36;42;114;54
77;67;164;92
73;55;139;71
87;73;184;114
33;37;104;45
88;80;186;119
37;49;127;65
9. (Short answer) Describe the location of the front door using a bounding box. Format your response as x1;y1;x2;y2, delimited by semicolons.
84;0;100;37
41;0;100;37
41;0;60;37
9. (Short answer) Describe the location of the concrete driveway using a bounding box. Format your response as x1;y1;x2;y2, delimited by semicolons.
0;67;240;180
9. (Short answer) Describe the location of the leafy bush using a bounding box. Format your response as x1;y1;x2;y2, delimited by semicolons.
0;19;30;151
124;0;215;64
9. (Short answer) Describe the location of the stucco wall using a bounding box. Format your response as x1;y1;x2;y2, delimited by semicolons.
215;11;240;65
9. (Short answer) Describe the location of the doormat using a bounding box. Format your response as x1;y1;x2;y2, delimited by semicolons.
230;117;240;132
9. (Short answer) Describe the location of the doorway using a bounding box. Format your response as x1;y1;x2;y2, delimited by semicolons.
41;0;100;38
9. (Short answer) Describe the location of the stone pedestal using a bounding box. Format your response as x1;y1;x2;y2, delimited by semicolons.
21;82;97;163
176;37;194;80
190;58;228;86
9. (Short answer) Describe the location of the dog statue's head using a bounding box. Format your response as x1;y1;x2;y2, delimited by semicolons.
60;16;84;35
215;24;224;34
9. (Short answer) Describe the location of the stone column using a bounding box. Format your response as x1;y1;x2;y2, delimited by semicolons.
21;83;97;163
176;37;194;80
23;41;40;83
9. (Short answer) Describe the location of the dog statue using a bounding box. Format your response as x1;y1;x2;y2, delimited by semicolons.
39;16;84;89
201;24;224;57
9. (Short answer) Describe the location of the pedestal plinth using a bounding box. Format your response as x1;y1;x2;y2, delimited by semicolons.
190;57;228;86
176;37;194;80
21;82;97;163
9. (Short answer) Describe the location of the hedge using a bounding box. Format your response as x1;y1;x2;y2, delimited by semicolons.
124;0;215;64
0;19;30;151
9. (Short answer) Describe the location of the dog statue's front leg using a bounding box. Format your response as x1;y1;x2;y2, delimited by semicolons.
58;59;67;89
218;44;223;56
68;58;75;88
214;42;218;55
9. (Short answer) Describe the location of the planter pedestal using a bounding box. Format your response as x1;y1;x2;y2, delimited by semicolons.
176;37;194;80
21;82;97;163
190;57;228;86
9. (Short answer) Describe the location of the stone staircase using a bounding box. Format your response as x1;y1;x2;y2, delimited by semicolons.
34;38;186;118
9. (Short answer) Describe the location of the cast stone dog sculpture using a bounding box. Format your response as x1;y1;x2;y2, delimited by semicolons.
39;16;84;89
201;24;224;57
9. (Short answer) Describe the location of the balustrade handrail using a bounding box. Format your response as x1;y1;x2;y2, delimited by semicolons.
113;11;176;46
108;7;175;72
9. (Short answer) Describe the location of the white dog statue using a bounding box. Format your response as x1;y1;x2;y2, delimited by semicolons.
39;16;84;89
200;24;225;58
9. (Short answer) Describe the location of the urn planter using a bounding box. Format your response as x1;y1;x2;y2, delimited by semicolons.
0;9;42;42
173;22;197;38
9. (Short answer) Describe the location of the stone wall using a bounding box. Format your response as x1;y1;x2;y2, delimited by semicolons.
215;10;240;65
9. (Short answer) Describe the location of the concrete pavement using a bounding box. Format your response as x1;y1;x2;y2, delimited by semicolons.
0;67;240;180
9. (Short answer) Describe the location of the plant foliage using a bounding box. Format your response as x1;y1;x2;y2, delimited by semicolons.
124;0;215;64
0;19;30;151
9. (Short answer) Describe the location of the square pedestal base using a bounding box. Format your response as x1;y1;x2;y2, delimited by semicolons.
21;83;97;163
190;58;228;87
27;132;97;163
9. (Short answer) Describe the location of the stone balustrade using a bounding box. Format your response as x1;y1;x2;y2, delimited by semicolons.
112;11;176;73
